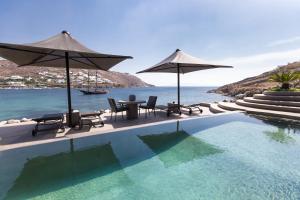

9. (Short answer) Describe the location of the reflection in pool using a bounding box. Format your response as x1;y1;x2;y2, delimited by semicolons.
1;113;300;200
5;143;131;200
139;130;223;168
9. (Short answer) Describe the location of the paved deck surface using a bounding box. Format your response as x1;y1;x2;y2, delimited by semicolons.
0;106;213;151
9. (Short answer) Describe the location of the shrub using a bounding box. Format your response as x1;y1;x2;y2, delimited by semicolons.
268;71;300;90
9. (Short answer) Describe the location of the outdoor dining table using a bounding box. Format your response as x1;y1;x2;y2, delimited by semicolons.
118;100;146;120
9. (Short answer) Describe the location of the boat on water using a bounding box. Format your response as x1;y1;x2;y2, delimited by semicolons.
79;70;109;95
79;89;108;95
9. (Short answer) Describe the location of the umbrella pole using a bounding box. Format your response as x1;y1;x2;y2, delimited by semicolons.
95;70;98;91
65;52;72;126
177;64;181;114
87;70;90;92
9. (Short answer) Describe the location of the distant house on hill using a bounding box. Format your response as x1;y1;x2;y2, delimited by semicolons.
57;79;65;84
9;75;23;80
7;81;26;88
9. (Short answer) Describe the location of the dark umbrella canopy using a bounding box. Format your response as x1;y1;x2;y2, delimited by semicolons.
0;31;132;69
0;31;132;125
137;49;232;113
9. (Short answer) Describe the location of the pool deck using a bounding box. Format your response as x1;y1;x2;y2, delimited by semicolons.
0;106;220;151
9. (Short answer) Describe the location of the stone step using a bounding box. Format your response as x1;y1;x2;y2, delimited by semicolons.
199;102;211;107
253;94;300;102
218;102;240;111
263;91;300;96
236;100;300;113
209;103;227;113
244;97;300;107
218;102;300;120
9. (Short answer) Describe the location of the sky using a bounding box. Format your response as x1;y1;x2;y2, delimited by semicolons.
1;0;300;86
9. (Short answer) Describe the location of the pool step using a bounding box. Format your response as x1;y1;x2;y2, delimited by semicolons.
244;97;300;107
253;94;300;102
236;100;300;113
218;102;300;120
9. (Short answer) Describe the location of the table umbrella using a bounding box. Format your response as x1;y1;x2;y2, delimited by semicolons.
0;30;132;126
137;49;232;114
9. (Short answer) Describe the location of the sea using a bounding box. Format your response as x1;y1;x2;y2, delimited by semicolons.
0;87;230;121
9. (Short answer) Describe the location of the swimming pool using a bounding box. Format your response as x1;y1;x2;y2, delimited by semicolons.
1;113;300;200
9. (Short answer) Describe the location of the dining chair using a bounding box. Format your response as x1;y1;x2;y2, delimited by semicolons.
139;96;157;117
107;98;128;121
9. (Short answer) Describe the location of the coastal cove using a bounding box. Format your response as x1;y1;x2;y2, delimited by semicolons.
0;87;230;121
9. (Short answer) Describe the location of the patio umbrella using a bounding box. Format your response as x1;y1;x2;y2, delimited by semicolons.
0;30;132;125
137;49;232;113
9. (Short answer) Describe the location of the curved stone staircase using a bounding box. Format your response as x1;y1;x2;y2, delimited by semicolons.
209;91;300;120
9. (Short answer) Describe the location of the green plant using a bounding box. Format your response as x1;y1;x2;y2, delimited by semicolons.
269;71;300;90
269;87;300;92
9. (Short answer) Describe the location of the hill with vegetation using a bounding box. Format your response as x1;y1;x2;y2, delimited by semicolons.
209;61;300;96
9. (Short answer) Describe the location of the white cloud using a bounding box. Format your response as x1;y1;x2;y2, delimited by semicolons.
216;48;300;67
268;36;300;47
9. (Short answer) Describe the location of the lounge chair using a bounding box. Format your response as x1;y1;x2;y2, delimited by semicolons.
108;98;128;121
79;111;104;129
139;96;157;117
155;102;203;116
181;104;203;115
155;105;170;116
32;113;65;136
155;103;180;117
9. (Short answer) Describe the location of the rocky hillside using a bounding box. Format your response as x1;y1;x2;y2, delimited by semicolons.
0;60;153;88
210;61;300;96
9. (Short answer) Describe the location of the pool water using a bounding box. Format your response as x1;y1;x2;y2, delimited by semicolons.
1;113;300;199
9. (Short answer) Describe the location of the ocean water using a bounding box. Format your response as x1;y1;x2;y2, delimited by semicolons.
0;87;229;121
1;113;300;199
